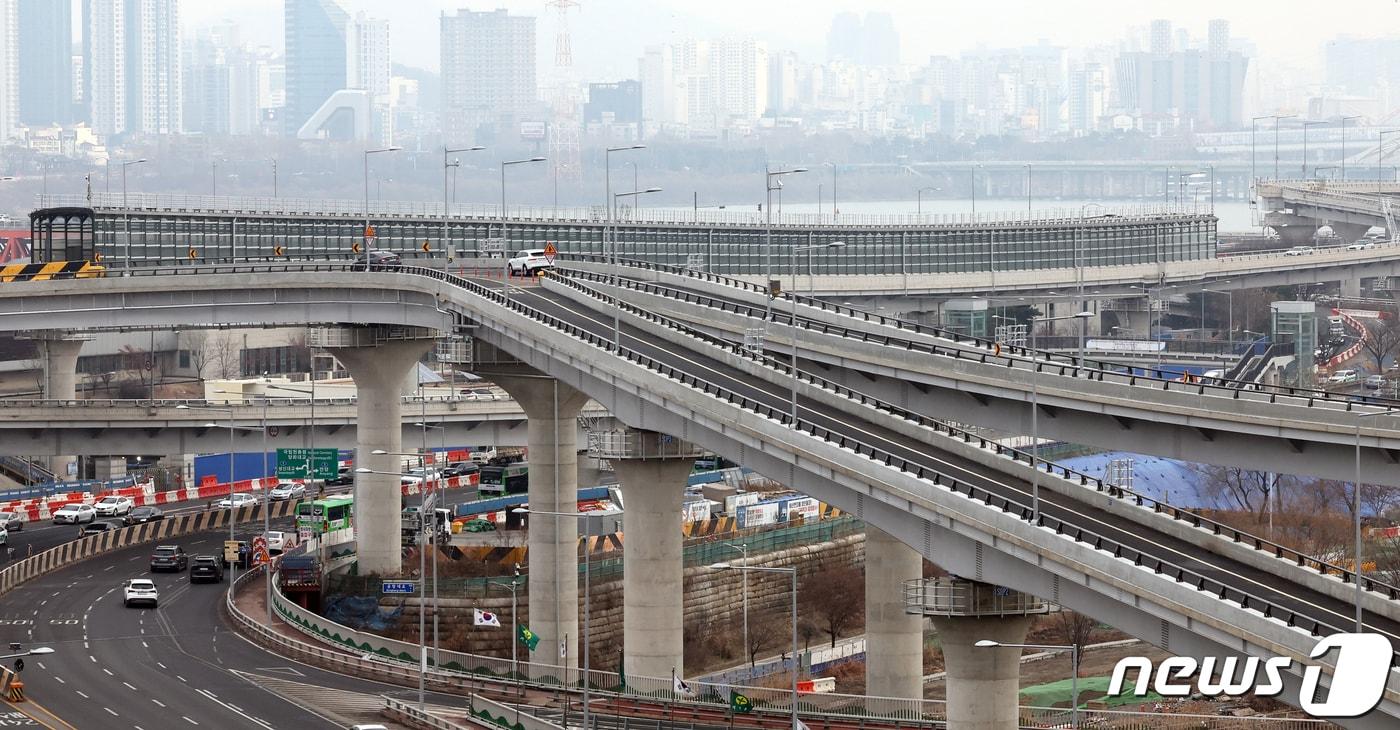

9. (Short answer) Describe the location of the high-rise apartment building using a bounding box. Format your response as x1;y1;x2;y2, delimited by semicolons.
638;44;676;136
284;0;348;137
440;8;535;141
1114;18;1247;131
17;0;73;126
348;12;389;97
83;0;181;136
0;0;16;141
1067;63;1106;133
825;11;900;66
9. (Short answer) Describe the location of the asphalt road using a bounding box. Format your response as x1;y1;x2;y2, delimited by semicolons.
499;273;1400;649
1;519;469;729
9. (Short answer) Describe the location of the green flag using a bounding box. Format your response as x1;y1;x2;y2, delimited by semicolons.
518;623;540;651
730;690;753;714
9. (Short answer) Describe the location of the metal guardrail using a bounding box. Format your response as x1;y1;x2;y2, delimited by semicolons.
902;577;1052;617
586;429;705;460
15;261;1400;665
539;267;1400;619
560;253;1400;409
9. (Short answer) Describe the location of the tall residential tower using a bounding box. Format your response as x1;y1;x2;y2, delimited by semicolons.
440;8;535;141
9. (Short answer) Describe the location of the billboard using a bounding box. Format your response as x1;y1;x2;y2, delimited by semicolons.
520;121;547;140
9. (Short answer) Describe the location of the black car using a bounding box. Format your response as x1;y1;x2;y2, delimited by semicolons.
189;555;224;583
325;467;353;486
364;250;401;271
81;520;121;536
150;544;188;572
442;462;479;479
124;506;164;525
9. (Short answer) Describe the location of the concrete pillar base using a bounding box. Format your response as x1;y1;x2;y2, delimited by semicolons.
329;337;435;576
610;432;697;682
33;335;84;477
865;528;923;702
931;613;1034;730
486;367;590;677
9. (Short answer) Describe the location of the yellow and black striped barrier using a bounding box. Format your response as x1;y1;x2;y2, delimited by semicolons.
0;667;22;702
0;261;105;282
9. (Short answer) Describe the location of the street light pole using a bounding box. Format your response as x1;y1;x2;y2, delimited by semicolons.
121;158;148;268
363;146;402;271
916;186;938;215
1302;121;1325;179
789;242;845;424
612;187;663;347
443;145;486;256
710;562;799;730
499;157;547;304
721;543;750;668
1274;115;1296;180
514;508;593;730
1340;116;1361;179
604;146;647;334
1353;409;1393;632
1028;310;1092;520
765;167;808;325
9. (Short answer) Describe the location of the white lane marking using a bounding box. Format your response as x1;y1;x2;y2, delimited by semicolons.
156;662;166;670
103;565;113;571
152;700;165;708
141;641;148;648
35;662;43;670
102;667;113;676
53;676;64;684
38;600;46;607
51;592;58;597
177;675;187;683
123;682;137;691
75;690;88;699
182;717;198;725
89;655;96;663
195;689;272;730
103;707;118;717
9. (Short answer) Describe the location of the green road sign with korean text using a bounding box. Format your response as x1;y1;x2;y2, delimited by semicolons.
276;448;339;479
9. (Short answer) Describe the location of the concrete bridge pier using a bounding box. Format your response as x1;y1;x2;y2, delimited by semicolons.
597;428;703;682
486;368;590;678
20;331;88;477
325;328;436;576
865;528;924;703
908;577;1051;730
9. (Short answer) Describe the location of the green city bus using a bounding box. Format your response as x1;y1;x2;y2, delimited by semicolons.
296;495;354;535
478;464;529;495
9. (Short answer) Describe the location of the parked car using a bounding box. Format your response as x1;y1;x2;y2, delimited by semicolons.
216;493;259;509
364;249;401;271
507;249;553;276
122;579;159;608
82;520;121;536
266;530;287;554
1284;246;1316;256
1365;374;1388;390
150;544;189;572
93;495;135;516
0;511;26;531
124;506;164;525
52;503;96;524
1328;369;1360;385
268;482;306;501
189;555;224;583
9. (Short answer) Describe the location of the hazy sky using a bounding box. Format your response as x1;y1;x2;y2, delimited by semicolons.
180;0;1400;78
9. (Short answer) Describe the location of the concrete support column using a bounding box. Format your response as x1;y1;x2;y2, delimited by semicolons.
489;370;590;675
609;433;696;681
1341;278;1362;300
36;336;84;477
930;613;1035;730
329;338;435;576
864;528;923;702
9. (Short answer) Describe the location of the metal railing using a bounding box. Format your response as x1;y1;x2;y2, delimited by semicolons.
586;429;705;460
903;577;1052;617
556;255;1400;412
539;265;1400;611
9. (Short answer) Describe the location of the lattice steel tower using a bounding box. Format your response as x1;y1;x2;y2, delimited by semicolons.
547;1;582;186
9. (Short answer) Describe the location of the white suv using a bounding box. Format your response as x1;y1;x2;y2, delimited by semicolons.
507;249;553;276
94;495;135;516
123;579;159;608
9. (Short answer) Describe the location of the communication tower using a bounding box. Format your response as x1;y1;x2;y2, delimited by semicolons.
547;1;582;185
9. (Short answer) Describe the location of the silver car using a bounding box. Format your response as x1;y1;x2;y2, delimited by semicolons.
0;510;26;531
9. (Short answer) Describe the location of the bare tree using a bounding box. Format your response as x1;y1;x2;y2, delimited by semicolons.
1358;317;1400;374
1193;464;1277;519
800;563;864;648
206;333;241;379
1052;610;1097;654
184;330;210;379
747;614;787;668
